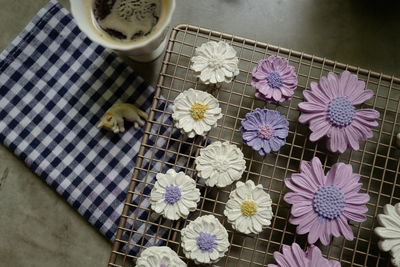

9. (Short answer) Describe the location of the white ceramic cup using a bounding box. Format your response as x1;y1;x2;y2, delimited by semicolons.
69;0;175;62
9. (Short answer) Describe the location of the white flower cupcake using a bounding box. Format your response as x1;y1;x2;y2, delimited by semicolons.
375;203;400;267
224;180;273;234
150;169;200;220
190;41;240;85
181;215;230;264
136;246;186;267
195;141;246;188
172;88;222;138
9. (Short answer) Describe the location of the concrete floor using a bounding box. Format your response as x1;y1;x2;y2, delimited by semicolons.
0;0;399;266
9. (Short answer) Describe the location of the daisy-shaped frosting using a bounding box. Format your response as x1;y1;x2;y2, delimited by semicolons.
284;157;369;245
136;246;187;267
224;180;273;234
298;70;380;153
150;169;200;220
374;203;400;267
190;41;240;85
172;88;222;138
181;215;230;264
195;141;246;188
267;243;341;267
241;108;289;156
252;56;298;103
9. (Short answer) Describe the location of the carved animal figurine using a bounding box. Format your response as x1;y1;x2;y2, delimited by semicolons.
98;102;148;133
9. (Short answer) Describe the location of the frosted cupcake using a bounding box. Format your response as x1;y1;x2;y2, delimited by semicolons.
298;70;380;153
136;246;186;267
252;56;298;103
181;215;230;264
284;157;369;245
172;88;222;138
150;169;200;220
241;108;289;156
267;243;340;267
190;41;240;85
224;180;273;234
375;203;400;267
195;141;246;188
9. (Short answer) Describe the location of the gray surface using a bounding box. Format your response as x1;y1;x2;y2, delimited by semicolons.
0;0;399;266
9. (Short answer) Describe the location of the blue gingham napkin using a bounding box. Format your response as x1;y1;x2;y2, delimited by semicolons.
0;0;172;251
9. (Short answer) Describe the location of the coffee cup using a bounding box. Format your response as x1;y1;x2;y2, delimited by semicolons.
70;0;175;62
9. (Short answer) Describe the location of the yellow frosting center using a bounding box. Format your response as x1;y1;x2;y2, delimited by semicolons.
240;201;257;216
190;103;208;120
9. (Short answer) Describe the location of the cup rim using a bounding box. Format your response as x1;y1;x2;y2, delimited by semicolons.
70;0;176;51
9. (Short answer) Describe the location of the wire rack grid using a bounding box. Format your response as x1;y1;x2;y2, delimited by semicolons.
108;24;400;267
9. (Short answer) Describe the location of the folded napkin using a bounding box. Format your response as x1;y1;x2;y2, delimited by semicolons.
0;0;172;251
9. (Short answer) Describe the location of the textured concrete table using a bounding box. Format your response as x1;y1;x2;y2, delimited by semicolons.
0;0;399;266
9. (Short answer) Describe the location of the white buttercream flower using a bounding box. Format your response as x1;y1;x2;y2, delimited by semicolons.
224;180;273;234
195;141;246;188
191;41;240;85
150;169;200;220
172;88;222;138
375;203;400;266
136;246;186;267
181;215;230;264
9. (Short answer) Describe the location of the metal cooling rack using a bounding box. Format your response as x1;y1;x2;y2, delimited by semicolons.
108;24;400;267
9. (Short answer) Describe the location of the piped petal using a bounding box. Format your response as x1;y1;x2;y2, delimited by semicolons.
349;89;374;105
338;215;354;240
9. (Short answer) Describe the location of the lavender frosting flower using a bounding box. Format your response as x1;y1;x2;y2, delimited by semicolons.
252;56;298;103
268;243;341;267
298;70;380;153
284;157;370;246
241;108;289;156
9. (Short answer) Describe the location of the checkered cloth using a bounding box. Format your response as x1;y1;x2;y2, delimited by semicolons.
0;0;173;252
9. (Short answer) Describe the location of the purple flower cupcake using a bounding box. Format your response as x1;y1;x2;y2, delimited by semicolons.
268;243;341;267
252;56;298;103
241;108;289;156
284;157;370;246
298;70;380;153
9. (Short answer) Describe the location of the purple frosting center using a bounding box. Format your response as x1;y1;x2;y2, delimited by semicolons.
196;232;217;253
164;185;182;205
257;125;274;139
266;71;283;89
313;185;345;220
328;97;355;127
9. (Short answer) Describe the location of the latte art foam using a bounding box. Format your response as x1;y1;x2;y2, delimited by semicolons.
93;0;161;41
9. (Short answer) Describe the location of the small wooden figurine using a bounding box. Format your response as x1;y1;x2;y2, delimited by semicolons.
98;102;148;133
